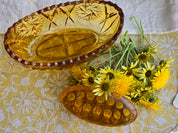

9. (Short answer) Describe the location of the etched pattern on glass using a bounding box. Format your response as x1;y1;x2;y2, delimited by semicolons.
4;0;123;69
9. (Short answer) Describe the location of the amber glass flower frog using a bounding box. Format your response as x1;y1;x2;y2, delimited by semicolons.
61;85;137;126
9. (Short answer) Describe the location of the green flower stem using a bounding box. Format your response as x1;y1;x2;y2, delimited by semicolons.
87;59;94;65
144;36;151;46
130;16;151;47
130;47;137;60
133;47;138;55
120;58;123;71
156;54;161;61
139;20;145;47
109;48;112;67
124;31;128;42
114;43;131;70
101;50;121;55
130;17;142;33
96;51;122;65
126;50;130;67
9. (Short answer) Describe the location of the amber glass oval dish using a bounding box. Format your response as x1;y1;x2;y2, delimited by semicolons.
4;0;124;69
61;85;137;126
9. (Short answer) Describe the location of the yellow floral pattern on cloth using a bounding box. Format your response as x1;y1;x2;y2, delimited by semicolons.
0;32;177;133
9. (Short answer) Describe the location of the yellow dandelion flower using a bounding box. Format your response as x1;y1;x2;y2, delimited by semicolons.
152;68;170;90
140;99;163;110
135;52;149;63
133;80;145;90
93;77;114;100
139;62;155;83
148;44;158;54
158;58;174;70
125;82;149;105
125;95;141;105
70;66;86;80
145;44;159;61
113;74;134;97
122;61;141;77
99;66;120;80
125;89;142;105
82;72;95;88
87;66;98;75
141;87;154;96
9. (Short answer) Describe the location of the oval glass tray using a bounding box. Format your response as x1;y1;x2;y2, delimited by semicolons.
61;85;137;126
4;0;124;69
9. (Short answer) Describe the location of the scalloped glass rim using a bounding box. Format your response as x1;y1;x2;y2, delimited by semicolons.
4;0;124;70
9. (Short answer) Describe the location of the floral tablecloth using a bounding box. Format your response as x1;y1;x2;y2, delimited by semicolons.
0;31;177;133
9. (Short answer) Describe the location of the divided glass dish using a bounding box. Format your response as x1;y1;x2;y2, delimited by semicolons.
4;0;124;69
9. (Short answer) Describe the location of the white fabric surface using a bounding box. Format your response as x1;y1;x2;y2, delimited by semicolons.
0;0;177;34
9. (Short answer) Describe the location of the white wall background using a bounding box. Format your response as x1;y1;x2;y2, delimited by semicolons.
0;0;177;34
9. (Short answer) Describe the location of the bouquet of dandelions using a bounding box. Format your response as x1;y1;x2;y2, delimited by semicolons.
69;17;173;110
